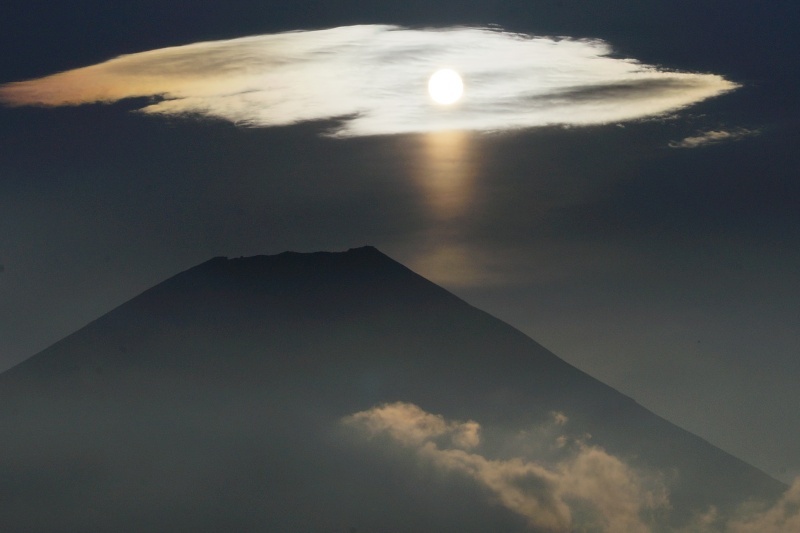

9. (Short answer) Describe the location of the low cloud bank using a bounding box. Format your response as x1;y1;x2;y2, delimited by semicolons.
1;25;737;137
344;402;668;532
727;477;800;532
345;402;800;532
684;478;800;533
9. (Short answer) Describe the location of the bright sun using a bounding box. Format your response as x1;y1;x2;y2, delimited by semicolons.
428;69;464;105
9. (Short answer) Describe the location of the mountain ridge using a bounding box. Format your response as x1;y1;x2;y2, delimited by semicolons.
0;246;785;532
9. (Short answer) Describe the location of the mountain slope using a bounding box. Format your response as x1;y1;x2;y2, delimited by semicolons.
0;247;784;532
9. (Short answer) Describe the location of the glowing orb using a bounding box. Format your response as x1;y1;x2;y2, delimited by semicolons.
428;69;464;105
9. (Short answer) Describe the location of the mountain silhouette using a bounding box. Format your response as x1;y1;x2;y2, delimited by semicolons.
0;247;785;532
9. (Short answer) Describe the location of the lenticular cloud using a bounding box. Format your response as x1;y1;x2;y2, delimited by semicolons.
0;25;738;137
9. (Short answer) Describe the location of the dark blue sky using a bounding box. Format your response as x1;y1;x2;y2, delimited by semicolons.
1;0;798;483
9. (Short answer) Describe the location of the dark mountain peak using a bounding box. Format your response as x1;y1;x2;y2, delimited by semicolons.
0;247;786;532
204;245;387;270
3;246;463;380
165;246;422;291
139;245;463;321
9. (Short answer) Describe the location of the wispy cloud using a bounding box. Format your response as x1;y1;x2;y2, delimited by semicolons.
344;402;668;532
344;401;481;449
669;128;759;148
682;478;800;533
346;402;800;532
726;478;800;532
0;25;738;137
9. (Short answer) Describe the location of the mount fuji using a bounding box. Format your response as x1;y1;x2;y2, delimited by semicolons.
0;247;785;532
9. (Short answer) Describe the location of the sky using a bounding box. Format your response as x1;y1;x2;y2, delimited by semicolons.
1;0;798;490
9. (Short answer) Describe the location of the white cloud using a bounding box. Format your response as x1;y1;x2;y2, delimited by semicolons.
344;402;668;532
552;411;569;426
682;478;800;533
726;477;800;533
344;400;481;448
676;478;800;532
669;128;759;148
0;25;738;137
